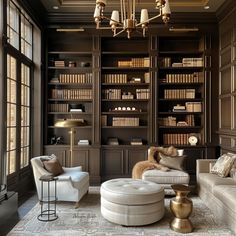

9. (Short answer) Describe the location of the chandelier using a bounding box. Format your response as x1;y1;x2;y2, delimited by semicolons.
94;0;171;38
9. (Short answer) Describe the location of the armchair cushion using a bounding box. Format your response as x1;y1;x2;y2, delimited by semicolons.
42;156;64;176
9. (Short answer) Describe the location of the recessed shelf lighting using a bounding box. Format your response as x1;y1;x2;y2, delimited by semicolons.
53;6;59;10
204;5;210;10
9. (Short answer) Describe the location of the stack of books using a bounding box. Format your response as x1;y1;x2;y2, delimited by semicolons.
130;138;143;145
78;140;89;145
54;60;65;67
107;138;119;145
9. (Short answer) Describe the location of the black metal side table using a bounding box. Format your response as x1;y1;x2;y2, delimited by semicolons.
38;175;58;222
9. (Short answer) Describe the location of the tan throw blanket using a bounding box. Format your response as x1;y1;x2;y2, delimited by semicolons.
132;146;178;179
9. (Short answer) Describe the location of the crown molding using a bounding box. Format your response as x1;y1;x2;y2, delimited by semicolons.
46;12;217;25
216;0;236;21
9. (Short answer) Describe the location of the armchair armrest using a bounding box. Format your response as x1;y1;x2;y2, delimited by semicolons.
57;175;71;181
63;166;82;172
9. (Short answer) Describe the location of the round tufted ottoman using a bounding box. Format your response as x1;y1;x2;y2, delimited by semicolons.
100;178;165;226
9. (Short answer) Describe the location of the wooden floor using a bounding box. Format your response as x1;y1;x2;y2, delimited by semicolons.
0;191;38;236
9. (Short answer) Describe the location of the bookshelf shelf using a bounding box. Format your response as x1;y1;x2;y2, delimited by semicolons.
48;99;93;102
102;112;148;115
48;67;92;70
48;83;92;87
102;83;149;86
102;126;148;129
159;51;204;55
102;99;149;102
102;67;149;70
48;112;92;115
48;51;92;55
102;51;148;55
159;67;204;70
159;112;202;115
159;126;202;129
48;126;92;129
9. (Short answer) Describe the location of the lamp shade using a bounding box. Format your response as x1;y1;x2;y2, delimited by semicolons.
162;0;171;15
110;10;120;25
140;9;149;24
96;0;107;6
54;119;85;128
94;5;100;18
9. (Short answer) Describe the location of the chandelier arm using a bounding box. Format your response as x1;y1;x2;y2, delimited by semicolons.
136;13;162;27
113;29;126;37
101;15;123;27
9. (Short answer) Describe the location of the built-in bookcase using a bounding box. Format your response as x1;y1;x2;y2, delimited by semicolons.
101;37;151;146
157;37;206;147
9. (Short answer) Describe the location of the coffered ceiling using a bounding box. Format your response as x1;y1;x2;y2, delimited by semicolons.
40;0;227;13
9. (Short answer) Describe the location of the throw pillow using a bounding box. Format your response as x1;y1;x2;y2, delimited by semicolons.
159;153;185;171
210;154;235;177
43;156;64;176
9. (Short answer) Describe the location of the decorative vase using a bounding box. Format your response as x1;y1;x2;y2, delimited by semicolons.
170;184;193;233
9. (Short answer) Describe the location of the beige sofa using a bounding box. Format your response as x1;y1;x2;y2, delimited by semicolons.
196;159;236;234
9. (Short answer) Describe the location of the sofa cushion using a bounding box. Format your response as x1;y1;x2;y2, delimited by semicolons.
198;173;236;192
210;153;236;177
142;169;189;184
213;185;236;214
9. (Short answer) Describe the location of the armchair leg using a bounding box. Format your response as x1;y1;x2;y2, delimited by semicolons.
75;201;80;208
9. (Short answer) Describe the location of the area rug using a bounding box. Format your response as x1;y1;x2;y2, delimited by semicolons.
8;187;234;236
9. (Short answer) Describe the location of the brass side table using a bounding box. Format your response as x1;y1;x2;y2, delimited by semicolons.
38;175;58;222
170;184;193;233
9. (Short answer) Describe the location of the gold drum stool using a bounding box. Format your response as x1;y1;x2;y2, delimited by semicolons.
170;184;193;233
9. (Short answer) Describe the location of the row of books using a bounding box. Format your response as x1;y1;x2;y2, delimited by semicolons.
54;60;65;67
103;73;150;84
164;89;196;99
48;104;69;112
163;72;204;83
172;102;202;112
118;57;150;68
136;89;150;99
182;58;203;67
163;133;200;145
102;89;150;100
159;114;195;126
103;89;121;99
51;89;92;99
51;73;93;84
112;117;139;127
103;74;128;84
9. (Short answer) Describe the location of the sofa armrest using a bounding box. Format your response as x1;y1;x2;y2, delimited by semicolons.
196;159;217;182
196;159;217;174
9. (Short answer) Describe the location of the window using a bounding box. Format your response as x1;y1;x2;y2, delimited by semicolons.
20;63;30;168
6;55;17;175
5;0;33;176
7;0;33;59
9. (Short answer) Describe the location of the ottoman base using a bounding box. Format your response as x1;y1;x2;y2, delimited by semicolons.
100;178;165;226
101;197;164;226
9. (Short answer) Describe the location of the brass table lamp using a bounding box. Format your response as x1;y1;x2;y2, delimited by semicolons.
54;119;85;166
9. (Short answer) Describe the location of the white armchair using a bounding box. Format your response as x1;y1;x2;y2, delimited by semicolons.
31;156;89;204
